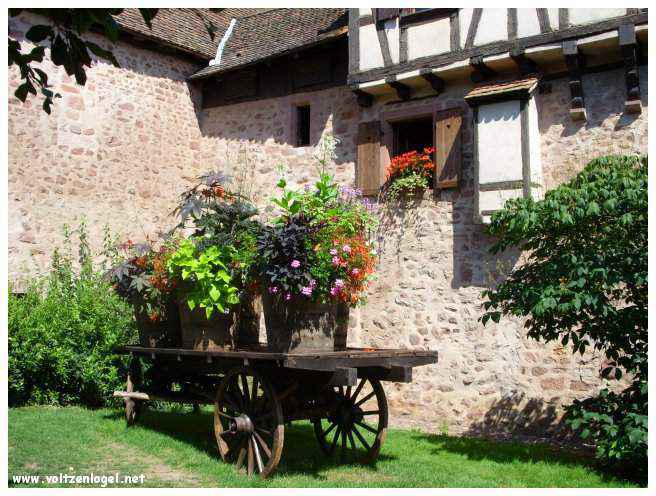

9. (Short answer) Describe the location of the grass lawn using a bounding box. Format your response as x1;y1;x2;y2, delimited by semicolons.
8;405;638;488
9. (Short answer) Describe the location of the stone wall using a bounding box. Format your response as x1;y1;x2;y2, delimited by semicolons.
8;12;206;282
8;11;648;437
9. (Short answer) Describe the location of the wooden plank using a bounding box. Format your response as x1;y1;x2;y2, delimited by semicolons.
356;121;382;195
434;108;462;189
328;368;358;386
359;366;413;383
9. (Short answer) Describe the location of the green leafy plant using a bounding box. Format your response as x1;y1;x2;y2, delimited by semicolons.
167;239;239;318
481;155;647;481
8;222;136;407
385;172;430;201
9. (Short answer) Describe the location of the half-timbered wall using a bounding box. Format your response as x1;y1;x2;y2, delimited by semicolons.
350;8;645;78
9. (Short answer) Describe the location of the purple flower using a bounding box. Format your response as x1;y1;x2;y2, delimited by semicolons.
334;279;345;288
284;293;292;301
342;245;351;253
301;286;313;296
290;260;301;268
268;286;279;294
309;279;317;287
329;248;338;256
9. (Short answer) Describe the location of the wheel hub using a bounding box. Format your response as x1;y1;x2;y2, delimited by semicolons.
229;414;254;434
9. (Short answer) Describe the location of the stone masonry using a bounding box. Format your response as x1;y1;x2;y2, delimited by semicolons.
8;12;648;437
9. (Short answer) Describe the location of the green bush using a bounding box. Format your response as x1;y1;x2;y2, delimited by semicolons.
9;223;136;407
482;155;647;481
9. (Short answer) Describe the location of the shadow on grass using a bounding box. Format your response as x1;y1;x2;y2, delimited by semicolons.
103;408;396;480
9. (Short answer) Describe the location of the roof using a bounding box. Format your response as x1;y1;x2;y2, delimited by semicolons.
464;76;540;105
114;8;273;59
189;8;348;80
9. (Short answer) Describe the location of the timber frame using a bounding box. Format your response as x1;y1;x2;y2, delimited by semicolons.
348;11;648;86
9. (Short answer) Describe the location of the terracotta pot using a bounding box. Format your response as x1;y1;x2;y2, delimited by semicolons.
133;299;181;348
262;293;349;352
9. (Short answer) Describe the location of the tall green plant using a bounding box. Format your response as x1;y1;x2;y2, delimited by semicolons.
9;222;136;407
482;155;647;480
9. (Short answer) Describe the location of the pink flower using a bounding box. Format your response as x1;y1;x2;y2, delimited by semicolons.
290;260;301;268
268;286;279;294
342;245;351;253
329;248;338;255
309;279;317;287
332;256;340;266
351;268;359;276
334;279;345;288
284;293;291;301
330;286;339;296
301;286;313;296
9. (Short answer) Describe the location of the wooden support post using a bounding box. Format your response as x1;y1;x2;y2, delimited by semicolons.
510;48;539;76
420;69;445;95
619;23;642;114
470;56;496;83
353;89;373;108
563;40;587;121
386;78;411;100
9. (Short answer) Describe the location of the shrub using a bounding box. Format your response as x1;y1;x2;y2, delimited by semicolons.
482;155;647;480
8;223;136;407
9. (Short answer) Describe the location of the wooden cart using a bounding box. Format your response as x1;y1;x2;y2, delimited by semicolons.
114;345;438;478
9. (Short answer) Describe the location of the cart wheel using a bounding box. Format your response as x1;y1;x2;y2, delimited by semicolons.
214;367;284;478
313;377;388;463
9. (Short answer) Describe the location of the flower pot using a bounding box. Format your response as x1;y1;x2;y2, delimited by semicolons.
178;302;236;351
234;293;262;349
133;300;181;348
262;293;349;352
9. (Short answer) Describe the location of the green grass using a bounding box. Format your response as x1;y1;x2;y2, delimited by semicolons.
8;406;638;488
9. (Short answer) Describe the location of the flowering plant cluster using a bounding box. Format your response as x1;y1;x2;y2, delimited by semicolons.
109;237;180;322
258;135;378;305
384;147;435;200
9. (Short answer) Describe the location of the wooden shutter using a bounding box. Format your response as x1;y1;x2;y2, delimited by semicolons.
434;108;462;189
356;121;382;196
375;8;399;22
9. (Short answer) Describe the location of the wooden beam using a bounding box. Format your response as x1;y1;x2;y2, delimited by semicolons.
328;367;358;386
359;366;413;383
420;69;445;94
619;23;642;114
563;40;587;121
510;48;539;76
470;56;496;83
386;79;411;100
352;89;373;108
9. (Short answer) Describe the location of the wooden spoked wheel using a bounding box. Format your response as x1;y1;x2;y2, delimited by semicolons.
214;367;284;478
313;377;388;463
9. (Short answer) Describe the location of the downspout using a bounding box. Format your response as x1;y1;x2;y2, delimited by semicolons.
209;18;237;67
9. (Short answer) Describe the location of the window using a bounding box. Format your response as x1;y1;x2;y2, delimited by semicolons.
392;116;433;156
295;105;311;147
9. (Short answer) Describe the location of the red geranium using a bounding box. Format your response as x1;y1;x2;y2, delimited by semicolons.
386;147;435;181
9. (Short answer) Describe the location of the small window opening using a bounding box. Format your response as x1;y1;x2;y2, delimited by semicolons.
296;105;311;147
392;116;433;155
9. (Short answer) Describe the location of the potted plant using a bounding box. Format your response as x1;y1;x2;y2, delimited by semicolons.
258;136;378;352
170;171;263;350
109;238;181;348
383;147;435;201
